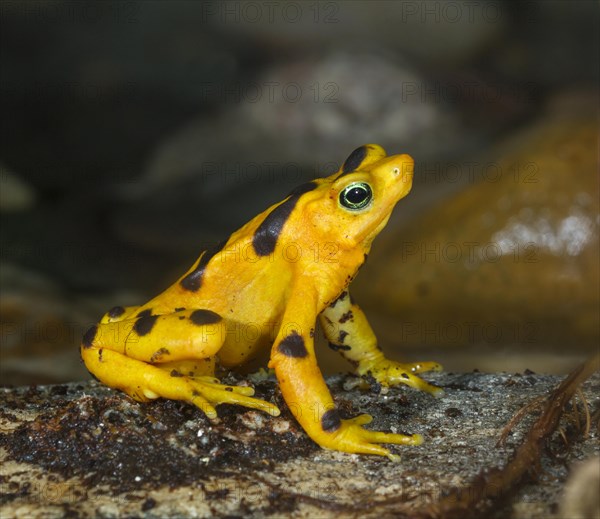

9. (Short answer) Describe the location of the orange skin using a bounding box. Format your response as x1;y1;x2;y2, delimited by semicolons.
81;144;442;459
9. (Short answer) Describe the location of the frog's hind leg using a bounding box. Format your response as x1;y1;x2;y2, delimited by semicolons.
90;308;227;363
81;307;280;418
81;347;280;419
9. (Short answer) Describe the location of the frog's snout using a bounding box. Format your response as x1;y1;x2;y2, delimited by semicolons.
388;154;414;196
391;154;414;184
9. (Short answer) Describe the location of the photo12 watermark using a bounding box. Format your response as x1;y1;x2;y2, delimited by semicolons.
398;240;538;264
197;80;339;105
200;1;340;24
415;160;539;185
1;1;141;23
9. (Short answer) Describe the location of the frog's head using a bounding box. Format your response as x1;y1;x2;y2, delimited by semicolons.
250;144;413;262
306;144;414;251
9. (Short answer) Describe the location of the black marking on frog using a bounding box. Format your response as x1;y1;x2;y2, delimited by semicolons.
329;290;348;308
338;145;368;177
108;306;125;319
277;331;308;358
150;347;170;363
338;330;349;344
190;309;222;326
180;240;227;292
321;408;342;432
339;311;353;324
252;182;317;257
328;342;351;352
134;313;159;336
82;325;98;349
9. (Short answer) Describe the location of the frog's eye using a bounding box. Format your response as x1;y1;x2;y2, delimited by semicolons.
339;182;373;211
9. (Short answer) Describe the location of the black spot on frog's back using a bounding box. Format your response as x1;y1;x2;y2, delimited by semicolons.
252;182;317;257
180;240;227;292
338;145;368;177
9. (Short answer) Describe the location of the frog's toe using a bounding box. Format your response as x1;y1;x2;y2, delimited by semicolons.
351;413;373;426
190;392;218;419
329;417;423;460
360;359;444;396
385;368;445;397
193;376;256;396
187;378;281;417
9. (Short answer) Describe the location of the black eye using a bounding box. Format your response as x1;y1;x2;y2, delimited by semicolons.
339;182;372;210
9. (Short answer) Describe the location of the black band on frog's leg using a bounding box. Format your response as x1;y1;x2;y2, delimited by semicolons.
328;342;351;352
321;408;342;432
277;331;308;358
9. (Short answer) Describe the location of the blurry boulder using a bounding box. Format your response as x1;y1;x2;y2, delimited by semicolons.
118;50;527;253
0;163;36;212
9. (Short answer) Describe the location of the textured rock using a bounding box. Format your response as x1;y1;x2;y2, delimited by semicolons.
1;370;598;518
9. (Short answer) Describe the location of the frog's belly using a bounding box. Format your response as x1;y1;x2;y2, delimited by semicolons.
214;290;286;367
217;320;275;367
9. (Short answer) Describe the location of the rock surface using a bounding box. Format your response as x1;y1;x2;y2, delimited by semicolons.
1;370;598;518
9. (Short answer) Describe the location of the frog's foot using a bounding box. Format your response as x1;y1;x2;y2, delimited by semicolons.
358;358;444;397
145;374;281;420
324;414;422;460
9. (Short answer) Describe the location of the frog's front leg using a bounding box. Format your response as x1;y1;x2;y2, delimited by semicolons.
268;290;421;459
320;290;443;396
81;308;279;418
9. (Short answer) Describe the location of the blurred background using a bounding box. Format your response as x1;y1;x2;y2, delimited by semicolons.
1;0;598;385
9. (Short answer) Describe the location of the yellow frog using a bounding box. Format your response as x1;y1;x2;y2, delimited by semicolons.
81;144;442;459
